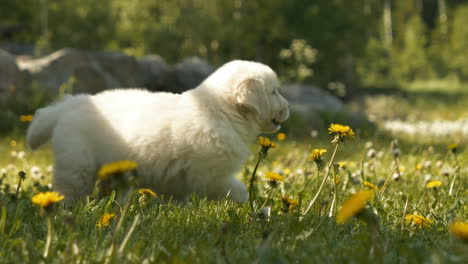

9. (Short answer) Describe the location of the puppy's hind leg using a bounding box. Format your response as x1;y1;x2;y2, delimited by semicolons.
52;137;96;201
212;176;248;203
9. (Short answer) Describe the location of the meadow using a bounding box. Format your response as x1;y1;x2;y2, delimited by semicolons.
0;87;467;263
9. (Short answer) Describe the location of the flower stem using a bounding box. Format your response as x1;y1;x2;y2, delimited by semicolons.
448;154;460;196
328;168;338;217
43;216;52;258
118;214;140;254
248;153;265;213
15;177;23;200
303;143;340;216
400;196;409;231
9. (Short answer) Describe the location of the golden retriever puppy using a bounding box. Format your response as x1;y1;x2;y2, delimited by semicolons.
26;60;289;202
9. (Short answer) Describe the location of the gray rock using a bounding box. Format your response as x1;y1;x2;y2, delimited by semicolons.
0;50;21;93
169;57;214;93
282;84;344;112
73;64;120;94
0;42;35;56
18;48;92;93
137;55;172;92
93;51;141;87
14;48;215;95
281;84;371;131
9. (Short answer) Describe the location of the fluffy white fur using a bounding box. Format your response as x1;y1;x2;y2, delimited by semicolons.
26;60;289;202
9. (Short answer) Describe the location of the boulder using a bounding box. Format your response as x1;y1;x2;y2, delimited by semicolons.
0;42;35;56
137;55;172;92
73;64;120;94
14;49;215;95
93;51;142;87
168;57;214;93
0;49;23;93
282;84;372;131
17;48;117;94
282;84;344;113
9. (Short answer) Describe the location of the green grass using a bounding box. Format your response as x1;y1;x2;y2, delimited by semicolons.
1;81;467;263
350;80;468;123
0;129;467;263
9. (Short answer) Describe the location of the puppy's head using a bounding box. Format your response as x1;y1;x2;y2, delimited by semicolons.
219;61;289;133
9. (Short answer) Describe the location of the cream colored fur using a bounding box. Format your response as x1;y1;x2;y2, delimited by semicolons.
26;60;289;202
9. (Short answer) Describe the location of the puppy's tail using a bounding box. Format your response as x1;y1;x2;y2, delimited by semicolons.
26;96;71;150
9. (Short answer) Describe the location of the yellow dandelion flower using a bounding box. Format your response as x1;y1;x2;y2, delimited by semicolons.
10;140;17;147
328;124;355;139
276;133;286;141
264;172;285;182
20;115;34;122
363;181;378;190
450;221;468;241
97;213;116;228
336;190;374;224
31;191;64;208
308;148;327;163
415;163;423;171
138;188;156;197
405;214;432;228
448;143;458;150
336;161;348;169
281;195;299;211
258;136;276;148
331;178;342;185
448;143;458;154
426;180;442;189
98;160;138;180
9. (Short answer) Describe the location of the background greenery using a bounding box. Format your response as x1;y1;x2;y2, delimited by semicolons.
3;0;468;92
1;1;468;263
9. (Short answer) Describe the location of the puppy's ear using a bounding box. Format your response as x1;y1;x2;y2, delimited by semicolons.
234;77;270;121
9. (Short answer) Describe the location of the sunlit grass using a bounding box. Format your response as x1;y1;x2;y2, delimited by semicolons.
0;127;466;263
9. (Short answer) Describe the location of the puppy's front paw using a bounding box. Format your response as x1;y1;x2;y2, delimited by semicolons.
226;177;248;203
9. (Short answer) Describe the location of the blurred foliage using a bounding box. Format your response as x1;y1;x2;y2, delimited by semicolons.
2;0;468;90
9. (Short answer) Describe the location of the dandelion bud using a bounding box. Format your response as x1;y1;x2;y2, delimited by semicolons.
392;148;401;158
18;171;26;180
367;148;376;159
423;161;432;170
365;141;373;149
256;207;271;222
17;151;25;159
377;151;384;159
390;139;399;150
423;174;432;182
310;130;319;138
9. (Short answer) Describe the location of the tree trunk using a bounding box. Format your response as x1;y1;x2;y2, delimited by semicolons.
438;0;448;37
383;0;393;48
